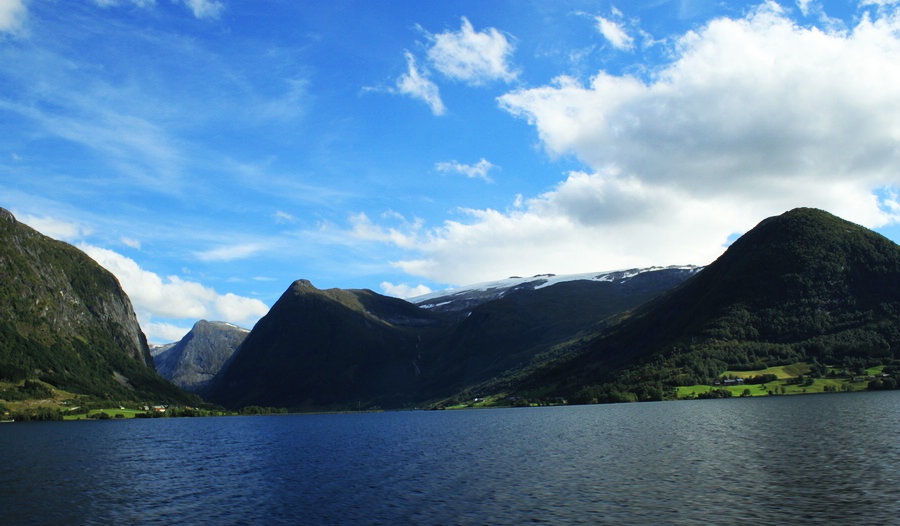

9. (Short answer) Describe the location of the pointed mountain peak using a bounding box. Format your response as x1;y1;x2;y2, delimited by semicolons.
0;207;15;224
290;279;318;293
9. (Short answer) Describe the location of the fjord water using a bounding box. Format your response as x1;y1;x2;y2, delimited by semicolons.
3;392;899;525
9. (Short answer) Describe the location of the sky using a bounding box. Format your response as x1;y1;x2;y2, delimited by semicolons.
3;0;900;343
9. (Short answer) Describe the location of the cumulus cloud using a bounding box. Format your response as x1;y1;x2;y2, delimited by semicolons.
362;2;900;286
145;321;193;343
17;213;92;241
426;17;517;85
380;281;432;299
81;244;269;341
396;51;445;115
595;16;634;50
435;158;497;182
0;0;26;34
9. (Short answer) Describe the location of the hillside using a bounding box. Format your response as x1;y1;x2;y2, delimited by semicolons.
0;208;192;404
416;267;699;397
151;320;249;393
205;269;696;410
205;279;441;410
497;208;900;404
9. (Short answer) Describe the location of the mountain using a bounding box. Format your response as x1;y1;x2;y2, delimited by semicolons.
205;279;441;410
0;208;190;403
411;266;700;317
414;266;700;397
499;208;900;403
205;268;697;410
151;320;249;393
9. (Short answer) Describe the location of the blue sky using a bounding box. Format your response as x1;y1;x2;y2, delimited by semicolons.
3;0;900;342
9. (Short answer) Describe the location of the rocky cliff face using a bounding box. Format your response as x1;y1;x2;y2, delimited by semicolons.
151;320;248;392
0;208;188;402
1;208;152;366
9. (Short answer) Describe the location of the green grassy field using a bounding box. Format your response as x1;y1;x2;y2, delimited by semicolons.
676;362;872;399
64;408;149;420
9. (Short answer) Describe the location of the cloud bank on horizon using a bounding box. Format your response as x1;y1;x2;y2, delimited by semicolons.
3;0;900;342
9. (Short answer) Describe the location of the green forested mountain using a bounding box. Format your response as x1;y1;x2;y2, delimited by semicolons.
0;208;192;403
501;208;900;403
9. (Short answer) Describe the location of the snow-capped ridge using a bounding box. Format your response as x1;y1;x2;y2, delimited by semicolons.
411;265;701;311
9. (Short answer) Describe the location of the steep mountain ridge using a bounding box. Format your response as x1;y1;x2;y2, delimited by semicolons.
412;266;700;316
206;279;441;410
0;208;190;403
151;320;249;392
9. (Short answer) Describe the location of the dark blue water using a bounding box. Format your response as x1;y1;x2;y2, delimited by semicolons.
2;391;899;525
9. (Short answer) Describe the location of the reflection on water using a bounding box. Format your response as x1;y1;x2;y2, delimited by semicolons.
2;391;899;525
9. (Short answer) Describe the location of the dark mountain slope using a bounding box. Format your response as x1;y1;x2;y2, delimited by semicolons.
0;208;190;403
206;268;697;410
507;208;900;402
152;320;249;392
205;280;444;410
418;267;699;396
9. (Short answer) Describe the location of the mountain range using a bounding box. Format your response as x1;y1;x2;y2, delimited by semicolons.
3;206;899;413
202;266;700;410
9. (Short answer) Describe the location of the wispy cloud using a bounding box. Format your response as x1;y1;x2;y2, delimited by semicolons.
595;15;634;50
93;0;157;7
0;0;26;34
93;0;222;19
426;17;517;85
194;242;268;262
395;51;445;115
120;236;142;249
435;158;497;182
274;210;296;223
182;0;224;19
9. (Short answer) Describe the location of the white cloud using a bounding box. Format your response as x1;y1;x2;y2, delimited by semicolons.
146;321;192;343
80;244;269;340
17;213;92;241
435;158;497;182
595;16;634;50
426;17;517;85
396;51;445;115
194;242;267;262
274;210;296;224
121;236;142;249
380;281;432;299
182;0;223;19
0;0;26;34
93;0;156;7
360;2;900;286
